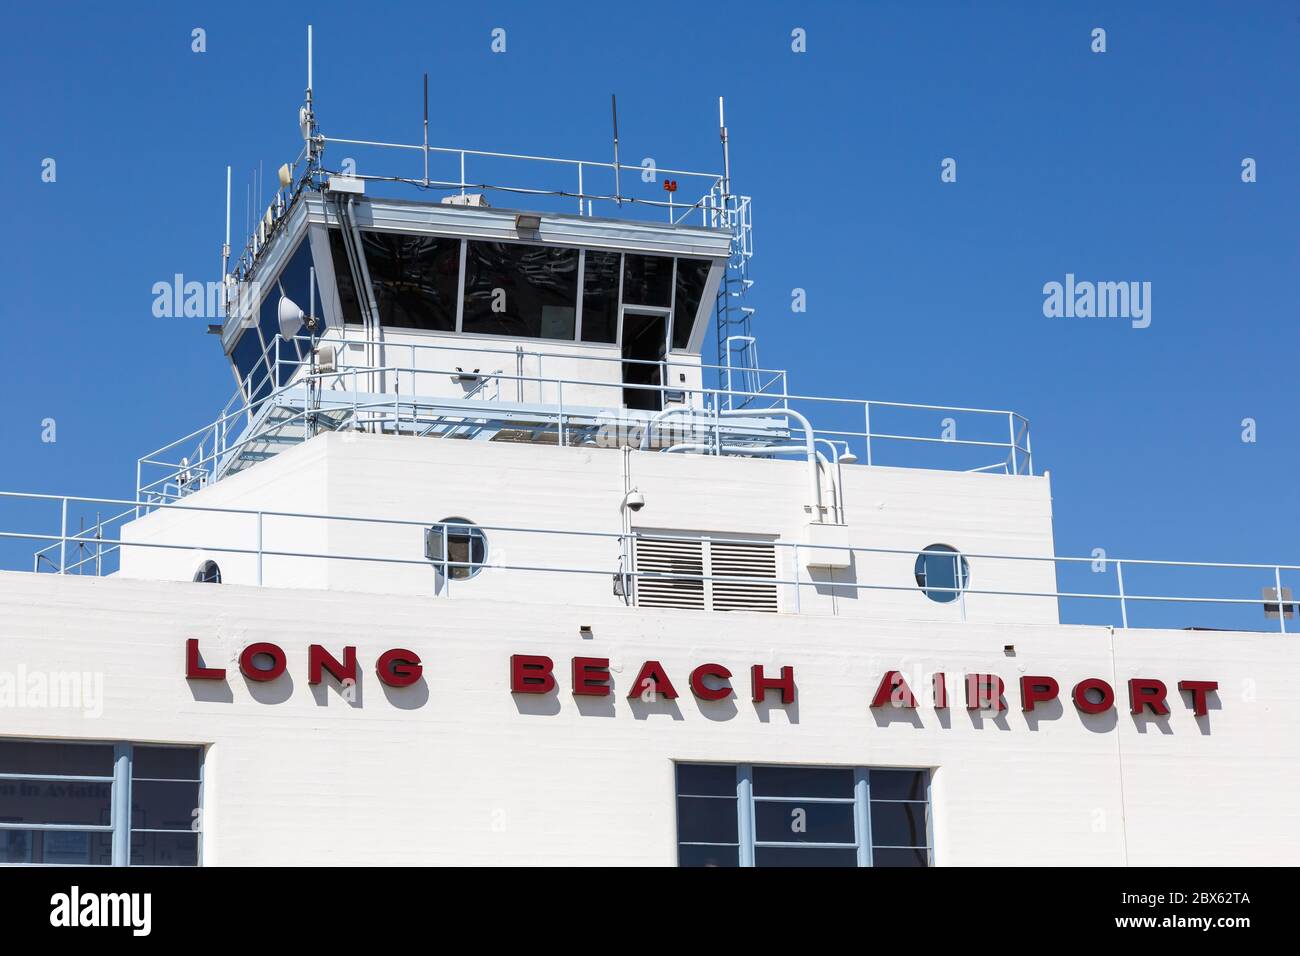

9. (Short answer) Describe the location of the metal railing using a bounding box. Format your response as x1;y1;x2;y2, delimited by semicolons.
134;331;1031;505
3;492;1298;634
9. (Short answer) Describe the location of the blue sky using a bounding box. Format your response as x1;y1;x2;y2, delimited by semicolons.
0;2;1297;624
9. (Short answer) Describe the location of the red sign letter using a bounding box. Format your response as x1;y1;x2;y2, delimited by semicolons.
1178;680;1218;717
572;657;611;697
377;648;422;688
1072;678;1115;714
239;642;286;682
690;663;732;701
965;673;1006;712
510;655;555;694
1129;678;1169;716
627;660;678;700
751;665;795;704
1020;675;1060;712
870;671;917;709
185;638;225;681
933;672;948;709
308;645;357;685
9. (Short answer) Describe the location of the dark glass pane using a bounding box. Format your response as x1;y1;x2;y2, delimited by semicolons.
755;846;858;868
446;530;485;580
870;769;927;802
580;251;620;343
678;843;739;867
463;242;578;339
329;228;364;325
0;829;112;865
870;801;928;848
0;779;112;826
361;231;460;332
257;240;321;385
132;747;201;781
622;254;673;307
914;545;969;604
193;561;222;584
752;765;853;799
0;741;113;777
676;796;737;844
872;847;929;867
672;258;709;350
676;763;736;797
131;830;199;867
755;800;855;844
230;327;271;404
132;781;200;832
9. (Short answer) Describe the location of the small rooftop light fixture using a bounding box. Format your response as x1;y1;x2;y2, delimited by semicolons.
514;212;542;235
579;625;594;639
839;449;859;464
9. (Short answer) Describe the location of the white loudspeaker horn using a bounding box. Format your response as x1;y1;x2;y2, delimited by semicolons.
278;295;306;339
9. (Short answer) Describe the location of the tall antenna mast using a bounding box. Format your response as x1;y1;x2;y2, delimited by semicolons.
611;94;622;207
719;96;730;200
423;73;429;187
222;165;231;279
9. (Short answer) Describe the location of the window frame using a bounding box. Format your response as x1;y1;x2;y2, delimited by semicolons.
0;739;204;867
674;762;933;867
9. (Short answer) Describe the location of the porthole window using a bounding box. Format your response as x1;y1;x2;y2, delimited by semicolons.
425;518;487;580
914;545;968;603
193;560;222;584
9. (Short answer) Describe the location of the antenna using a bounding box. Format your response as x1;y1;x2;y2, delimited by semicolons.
719;96;730;200
222;165;231;280
422;73;429;187
611;94;621;207
307;24;313;94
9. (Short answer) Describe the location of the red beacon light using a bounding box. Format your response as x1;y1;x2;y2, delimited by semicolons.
663;179;677;193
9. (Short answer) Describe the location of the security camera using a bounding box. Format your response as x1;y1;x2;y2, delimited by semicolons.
624;490;646;512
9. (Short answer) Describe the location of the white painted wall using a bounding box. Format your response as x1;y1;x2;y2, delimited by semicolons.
118;432;1058;625
0;572;1293;866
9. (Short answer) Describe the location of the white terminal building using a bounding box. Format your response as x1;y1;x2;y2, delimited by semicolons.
1;64;1297;868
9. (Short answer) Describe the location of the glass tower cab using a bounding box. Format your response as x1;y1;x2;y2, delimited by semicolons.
219;186;732;438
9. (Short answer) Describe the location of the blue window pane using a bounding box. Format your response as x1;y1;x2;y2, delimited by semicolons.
870;801;928;848
463;241;578;339
0;829;113;865
0;779;112;826
580;251;620;343
676;796;738;844
872;847;930;867
678;843;739;867
915;544;969;603
132;781;200;832
755;801;855;844
752;765;853;799
676;764;735;797
755;846;857;867
132;747;201;781
131;830;199;867
0;741;113;776
870;769;927;801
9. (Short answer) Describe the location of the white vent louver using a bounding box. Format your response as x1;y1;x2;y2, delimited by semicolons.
633;534;778;613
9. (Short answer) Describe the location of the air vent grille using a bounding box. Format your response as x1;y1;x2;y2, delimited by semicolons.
632;533;778;613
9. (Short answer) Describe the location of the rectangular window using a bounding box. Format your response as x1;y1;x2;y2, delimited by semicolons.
580;250;620;343
462;241;578;339
0;740;203;867
675;763;932;867
328;228;364;326
622;254;673;307
360;231;461;332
